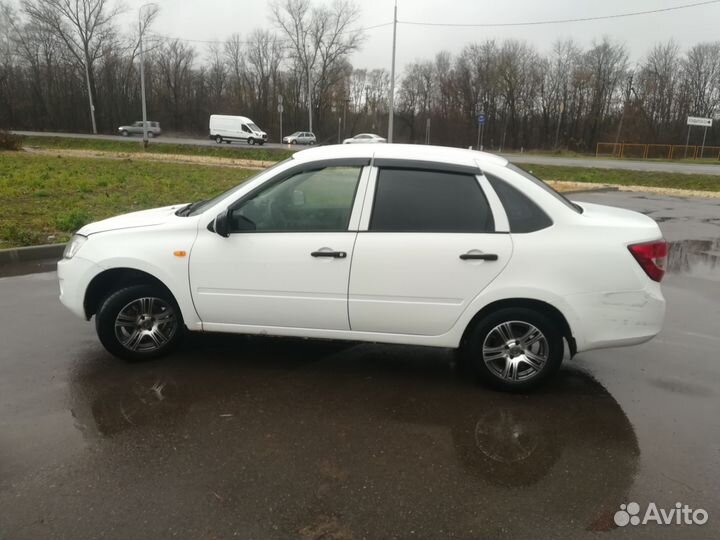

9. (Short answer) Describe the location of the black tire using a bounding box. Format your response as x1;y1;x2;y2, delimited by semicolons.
248;137;255;145
290;140;296;145
147;131;154;138
463;307;563;392
215;135;223;144
121;130;129;137
95;284;184;362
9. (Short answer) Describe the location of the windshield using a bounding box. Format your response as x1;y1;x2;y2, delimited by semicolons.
507;164;583;214
248;123;261;132
179;159;292;217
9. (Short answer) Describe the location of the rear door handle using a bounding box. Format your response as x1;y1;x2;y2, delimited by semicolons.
311;250;347;259
460;253;498;261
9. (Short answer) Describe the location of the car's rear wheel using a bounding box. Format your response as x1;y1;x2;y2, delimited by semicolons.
464;308;563;391
96;285;184;361
215;135;223;144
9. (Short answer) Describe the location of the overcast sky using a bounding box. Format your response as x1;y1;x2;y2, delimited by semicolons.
115;0;720;69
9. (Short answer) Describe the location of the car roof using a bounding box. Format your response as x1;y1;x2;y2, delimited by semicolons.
292;143;508;168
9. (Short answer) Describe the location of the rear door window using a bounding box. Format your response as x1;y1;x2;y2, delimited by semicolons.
370;168;494;232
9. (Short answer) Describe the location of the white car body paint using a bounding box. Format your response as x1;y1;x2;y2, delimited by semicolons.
57;144;666;354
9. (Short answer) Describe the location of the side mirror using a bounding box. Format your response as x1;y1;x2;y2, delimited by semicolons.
214;210;230;238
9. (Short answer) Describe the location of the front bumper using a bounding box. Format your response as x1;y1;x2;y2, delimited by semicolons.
58;256;102;320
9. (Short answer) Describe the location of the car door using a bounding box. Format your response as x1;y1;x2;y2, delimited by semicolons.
348;162;513;336
189;160;370;331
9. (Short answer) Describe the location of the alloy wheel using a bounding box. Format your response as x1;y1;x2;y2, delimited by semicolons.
114;297;177;353
482;321;549;382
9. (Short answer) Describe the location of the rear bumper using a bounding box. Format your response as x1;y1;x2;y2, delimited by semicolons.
566;284;666;353
58;256;101;320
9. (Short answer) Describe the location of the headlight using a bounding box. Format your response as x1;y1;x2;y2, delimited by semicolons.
63;234;88;259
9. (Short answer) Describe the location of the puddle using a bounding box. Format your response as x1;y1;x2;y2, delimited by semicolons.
667;239;720;279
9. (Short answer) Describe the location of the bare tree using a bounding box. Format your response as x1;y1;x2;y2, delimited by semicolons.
683;42;720;117
22;0;123;132
244;29;284;127
271;0;362;133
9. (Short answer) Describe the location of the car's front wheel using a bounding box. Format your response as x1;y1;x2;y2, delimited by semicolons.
95;285;184;361
464;308;563;391
121;130;129;137
248;137;255;145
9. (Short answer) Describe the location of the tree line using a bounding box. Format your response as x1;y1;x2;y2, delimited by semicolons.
1;0;719;151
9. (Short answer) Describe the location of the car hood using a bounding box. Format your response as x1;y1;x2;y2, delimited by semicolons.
78;204;186;236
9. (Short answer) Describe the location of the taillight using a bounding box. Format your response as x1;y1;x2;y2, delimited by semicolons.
628;240;668;282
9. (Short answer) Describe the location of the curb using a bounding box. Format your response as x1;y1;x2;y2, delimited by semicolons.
563;186;620;195
0;243;65;265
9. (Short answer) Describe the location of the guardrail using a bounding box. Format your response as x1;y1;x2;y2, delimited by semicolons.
596;142;720;160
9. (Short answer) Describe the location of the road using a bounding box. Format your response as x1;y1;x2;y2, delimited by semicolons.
1;191;719;539
14;130;720;175
13;130;291;151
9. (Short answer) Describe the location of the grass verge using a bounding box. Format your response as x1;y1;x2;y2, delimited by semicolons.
518;164;720;192
0;152;256;249
22;135;294;162
2;152;719;250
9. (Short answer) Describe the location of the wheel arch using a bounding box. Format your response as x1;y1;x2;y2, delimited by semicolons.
84;267;178;320
461;298;577;356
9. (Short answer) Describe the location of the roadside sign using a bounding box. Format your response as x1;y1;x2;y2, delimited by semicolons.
277;104;284;113
476;113;486;125
687;116;712;127
278;94;283;104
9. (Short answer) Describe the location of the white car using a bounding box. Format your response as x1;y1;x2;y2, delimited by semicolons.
282;131;316;145
343;133;387;144
57;144;666;390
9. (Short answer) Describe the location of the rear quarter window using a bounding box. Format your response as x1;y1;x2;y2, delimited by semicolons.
485;173;553;233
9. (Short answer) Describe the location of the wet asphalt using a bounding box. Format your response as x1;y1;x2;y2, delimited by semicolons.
0;191;718;540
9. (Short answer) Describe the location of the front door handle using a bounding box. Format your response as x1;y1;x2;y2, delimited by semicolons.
311;250;347;259
460;253;498;261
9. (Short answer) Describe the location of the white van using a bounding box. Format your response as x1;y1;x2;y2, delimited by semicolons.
209;115;268;145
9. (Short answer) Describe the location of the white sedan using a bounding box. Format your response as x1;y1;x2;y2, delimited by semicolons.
343;133;387;144
57;144;666;391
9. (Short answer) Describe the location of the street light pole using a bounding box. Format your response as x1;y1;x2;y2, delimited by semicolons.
387;0;397;143
139;15;148;149
84;60;97;134
139;3;157;149
307;66;313;133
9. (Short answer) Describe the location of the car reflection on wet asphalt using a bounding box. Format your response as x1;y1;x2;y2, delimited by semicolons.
0;191;719;540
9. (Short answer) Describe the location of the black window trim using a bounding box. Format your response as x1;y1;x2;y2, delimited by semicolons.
366;165;503;234
372;158;481;176
220;157;371;234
